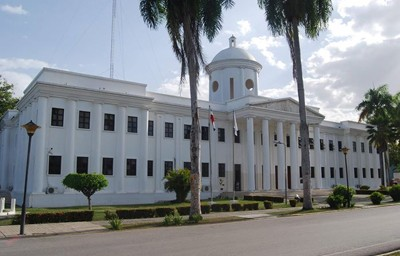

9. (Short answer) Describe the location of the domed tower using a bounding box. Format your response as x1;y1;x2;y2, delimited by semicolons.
206;36;262;104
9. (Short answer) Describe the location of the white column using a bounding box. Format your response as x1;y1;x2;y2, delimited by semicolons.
246;117;255;191
155;114;164;192
276;121;285;190
0;128;10;190
262;119;271;190
115;106;126;192
139;109;149;192
65;100;76;174
290;123;299;189
91;104;102;173
314;126;322;189
32;97;47;194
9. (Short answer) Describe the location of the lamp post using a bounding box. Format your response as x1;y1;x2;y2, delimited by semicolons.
341;146;350;208
20;120;40;235
275;141;287;204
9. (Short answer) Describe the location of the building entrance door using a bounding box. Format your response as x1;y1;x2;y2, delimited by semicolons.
234;164;241;191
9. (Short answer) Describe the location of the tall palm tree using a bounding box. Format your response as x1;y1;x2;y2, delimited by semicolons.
140;0;234;217
257;0;332;210
357;85;396;185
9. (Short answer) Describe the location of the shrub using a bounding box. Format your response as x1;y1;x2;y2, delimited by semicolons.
263;201;273;209
370;191;385;205
164;169;190;203
243;202;258;211
155;207;175;217
12;211;94;224
201;205;211;214
211;203;230;212
104;210;118;220
176;206;191;216
389;185;400;202
245;195;284;203
326;194;344;209
231;203;243;211
360;185;370;190
116;209;155;219
188;213;203;224
289;199;297;207
163;210;183;226
333;185;355;207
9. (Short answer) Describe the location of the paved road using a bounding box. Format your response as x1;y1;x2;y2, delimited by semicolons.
1;205;400;256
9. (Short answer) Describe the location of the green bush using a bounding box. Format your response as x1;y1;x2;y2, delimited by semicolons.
211;203;230;212
163;210;183;226
333;185;355;207
104;210;118;220
263;201;273;209
12;211;94;224
116;209;155;219
243;202;259;211
188;213;203;224
245;195;284;203
289;199;297;207
176;206;191;216
201;205;211;214
231;203;243;211
155;207;175;217
389;185;400;202
326;194;344;209
360;185;370;190
164;169;190;203
370;191;385;205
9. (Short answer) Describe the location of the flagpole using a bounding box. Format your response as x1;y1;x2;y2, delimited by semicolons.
209;106;213;204
232;110;238;202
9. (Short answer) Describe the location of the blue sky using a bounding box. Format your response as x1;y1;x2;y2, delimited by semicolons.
1;0;399;122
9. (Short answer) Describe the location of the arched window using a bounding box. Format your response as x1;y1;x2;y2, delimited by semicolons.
245;79;254;91
212;81;219;92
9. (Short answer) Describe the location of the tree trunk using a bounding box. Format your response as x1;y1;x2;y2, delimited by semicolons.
183;20;201;217
292;19;313;210
87;196;92;210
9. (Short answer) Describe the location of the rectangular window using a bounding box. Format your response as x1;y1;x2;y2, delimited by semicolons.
78;111;90;129
51;108;64;127
330;167;335;178
362;168;366;178
202;162;209;177
147;160;153;177
234;130;241;143
286;135;290;147
148;120;154;136
369;143;373;153
164;161;173;176
338;141;342;152
309;138;314;150
126;159;137;176
183;162;191;170
339;168;344;178
104;113;115;131
361;142;365;153
354;168;358;178
127;116;138;133
102;157;113;175
230;78;234;99
201;126;209;140
370;168;374;178
76;156;88;174
353;141;357;152
321;167;325;179
48;155;62;175
299;166;303;178
298;137;302;148
329;140;334;151
218;128;225;142
378;168;381;179
320;139;325;150
311;167;315;178
184;124;191;139
165;122;174;138
218;163;226;177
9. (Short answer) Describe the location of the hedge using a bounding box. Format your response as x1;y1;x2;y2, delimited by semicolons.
244;195;284;203
155;207;175;217
12;211;94;224
211;203;230;212
116;209;155;219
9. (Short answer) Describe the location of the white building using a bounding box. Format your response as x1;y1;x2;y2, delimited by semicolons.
0;36;381;207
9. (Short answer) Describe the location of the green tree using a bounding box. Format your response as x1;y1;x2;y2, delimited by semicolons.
62;173;108;210
257;0;333;210
356;85;397;185
0;76;19;116
140;0;234;217
164;168;191;203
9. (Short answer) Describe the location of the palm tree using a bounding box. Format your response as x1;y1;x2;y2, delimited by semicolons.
357;85;397;185
140;0;234;217
257;0;332;210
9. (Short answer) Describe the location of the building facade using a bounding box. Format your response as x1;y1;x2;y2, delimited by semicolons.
0;37;381;207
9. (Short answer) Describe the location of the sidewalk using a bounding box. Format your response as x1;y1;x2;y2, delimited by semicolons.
0;195;391;239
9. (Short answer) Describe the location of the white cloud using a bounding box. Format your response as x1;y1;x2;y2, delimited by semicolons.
1;71;32;97
0;58;50;71
1;4;28;15
237;20;251;36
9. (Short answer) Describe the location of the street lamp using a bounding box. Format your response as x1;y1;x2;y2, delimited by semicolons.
20;120;40;235
341;146;350;208
275;141;287;204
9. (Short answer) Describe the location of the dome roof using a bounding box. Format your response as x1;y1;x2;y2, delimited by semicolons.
212;36;256;62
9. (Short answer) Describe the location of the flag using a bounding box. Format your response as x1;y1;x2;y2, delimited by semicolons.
210;107;216;131
233;110;238;136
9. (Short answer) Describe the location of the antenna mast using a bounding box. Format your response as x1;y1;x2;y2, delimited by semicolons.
109;0;116;78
